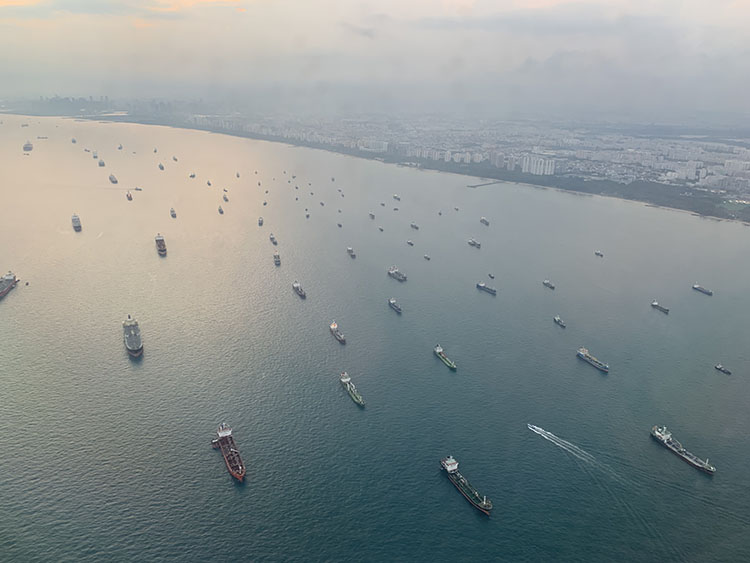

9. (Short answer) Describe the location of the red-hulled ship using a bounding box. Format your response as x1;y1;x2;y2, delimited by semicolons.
212;423;246;481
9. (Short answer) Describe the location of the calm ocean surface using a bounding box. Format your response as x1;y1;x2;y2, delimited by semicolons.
1;115;750;562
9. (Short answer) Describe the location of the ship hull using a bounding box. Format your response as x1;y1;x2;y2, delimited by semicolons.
444;471;491;515
0;280;18;298
650;434;714;475
126;346;144;358
577;353;608;373
435;351;457;370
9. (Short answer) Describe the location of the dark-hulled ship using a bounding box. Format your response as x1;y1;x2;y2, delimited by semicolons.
109;174;118;184
292;281;306;299
211;423;246;481
387;266;407;282
155;233;167;256
440;456;492;515
692;284;713;296
72;213;82;231
577;347;609;373
651;301;669;314
714;364;731;375
122;314;143;357
388;297;402;314
650;425;715;474
330;321;346;344
476;282;497;295
0;271;18;298
434;345;457;370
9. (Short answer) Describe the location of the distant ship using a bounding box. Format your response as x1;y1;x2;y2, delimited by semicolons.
92;151;98;159
273;251;280;266
476;282;497;295
258;217;263;226
347;247;356;259
380;202;385;207
440;456;492;515
410;222;419;230
388;297;402;314
98;159;105;167
134;187;142;191
553;315;566;328
467;238;481;249
650;425;715;474
155;233;167;256
236;172;240;178
393;207;399;211
269;233;277;245
594;250;604;257
488;274;495;279
22;141;33;152
480;217;490;226
218;206;224;214
118;144;123;150
340;372;365;407
170;208;176;218
154;148;157;153
71;213;82;231
692;284;713;296
542;279;555;290
109;174;118;184
189;173;196;178
337;223;342;228
434;344;457;370
577;347;609;373
393;194;401;201
122;315;143;357
223;194;229;202
378;226;384;232
406;240;414;246
0;271;18;298
714;364;731;375
126;191;133;201
292;281;306;299
369;212;375;219
158;163;164;170
172;156;178;162
211;423;246;481
330;321;346;344
651;301;669;314
387;266;407;282
71;138;77;144
424;254;431;260
207;180;212;186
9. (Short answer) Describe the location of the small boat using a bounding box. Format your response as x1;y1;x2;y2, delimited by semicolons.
258;217;263;226
543;279;555;290
292;281;306;299
189;173;196;178
594;250;604;257
369;212;375;219
380;202;385;207
407;240;414;246
218;206;224;214
126;191;133;201
347;247;356;259
134;186;143;191
488;274;495;279
269;233;277;245
273;251;280;266
170;208;176;218
553;315;566;328
223;194;229;202
378;226;384;232
118;144;123;150
424;254;431;260
715;364;731;375
410;222;419;230
158;163;164;170
172;156;178;162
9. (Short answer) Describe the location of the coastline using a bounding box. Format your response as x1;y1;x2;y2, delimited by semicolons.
7;111;749;226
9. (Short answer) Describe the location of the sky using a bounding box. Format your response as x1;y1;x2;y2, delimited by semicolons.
1;0;749;120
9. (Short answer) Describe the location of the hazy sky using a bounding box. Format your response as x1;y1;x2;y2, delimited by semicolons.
1;0;749;119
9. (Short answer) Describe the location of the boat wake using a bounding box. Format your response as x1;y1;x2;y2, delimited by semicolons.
527;424;597;465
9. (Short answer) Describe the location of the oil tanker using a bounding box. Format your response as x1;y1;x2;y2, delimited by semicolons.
211;423;246;481
440;456;492;515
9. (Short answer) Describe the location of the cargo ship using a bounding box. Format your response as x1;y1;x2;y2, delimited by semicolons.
434;345;457;370
543;279;555;290
273;251;280;266
347;247;356;259
577;347;609;373
170;208;176;218
158;163;164;171
692;284;713;296
126;191;133;201
651;301;669;314
388;297;402;314
387;266;407;282
211;423;246;481
122;315;143;357
467;238;481;249
0;271;18;298
71;213;82;231
714;364;731;375
393;194;401;201
258;217;263;226
476;282;497;295
650;425;715;474
22;141;33;152
440;456;492;515
424;254;431;260
369;212;375;219
410;222;419;230
330;321;346;344
406;240;414;246
480;217;490;226
553;315;566;328
155;233;167;256
109;174;118;184
292;281;306;299
594;250;604;257
269;233;277;245
340;372;365;407
223;194;229;202
98;159;105;167
218;206;224;214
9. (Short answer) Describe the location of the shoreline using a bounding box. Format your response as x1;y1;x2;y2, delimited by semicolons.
8;111;749;226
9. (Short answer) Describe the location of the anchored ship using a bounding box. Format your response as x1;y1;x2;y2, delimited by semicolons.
476;282;497;295
388;297;402;314
369;212;375;219
594;250;604;257
467;238;481;249
340;372;365;407
223;194;229;202
158;163;164;171
393;194;401;201
434;345;457;370
122;315;143;357
71;213;82;231
407;240;414;246
269;233;277;245
211;423;246;481
650;425;715;474
692;284;713;296
23;141;33;152
98;159;105;167
258;217;263;226
126;191;133;201
440;456;492;515
155;233;167;256
543;279;555;290
553;315;566;328
170;208;176;218
292;281;306;299
410;222;419;230
714;364;731;375
387;266;407;282
577;347;609;373
347;247;356;259
0;271;18;298
651;301;669;314
480;217;490;226
109;174;118;184
330;321;346;344
218;206;224;214
424;254;431;260
273;251;280;266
